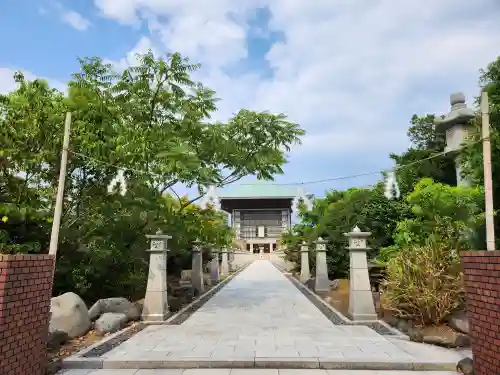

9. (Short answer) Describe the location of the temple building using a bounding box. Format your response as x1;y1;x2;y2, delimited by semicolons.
219;183;298;254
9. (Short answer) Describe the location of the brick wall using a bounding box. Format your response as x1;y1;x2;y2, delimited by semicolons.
0;254;55;375
461;251;500;375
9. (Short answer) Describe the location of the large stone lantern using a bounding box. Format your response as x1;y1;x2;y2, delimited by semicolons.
344;226;377;321
142;230;171;322
435;92;475;186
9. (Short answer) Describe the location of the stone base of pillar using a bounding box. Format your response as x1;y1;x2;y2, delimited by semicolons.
348;289;378;321
210;256;219;284
142;290;170;322
314;276;330;294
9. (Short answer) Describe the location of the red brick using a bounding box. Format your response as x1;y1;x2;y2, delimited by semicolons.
461;251;500;375
0;254;55;375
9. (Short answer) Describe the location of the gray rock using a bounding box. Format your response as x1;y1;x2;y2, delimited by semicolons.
330;279;340;290
305;277;315;290
449;310;469;334
133;299;144;314
181;269;192;281
88;297;140;321
49;292;91;338
456;357;474;375
396;318;412;334
455;333;471;347
47;330;69;350
411;326;471;348
94;312;128;335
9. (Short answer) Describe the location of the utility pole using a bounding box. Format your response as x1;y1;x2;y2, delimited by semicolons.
481;92;495;251
49;112;72;256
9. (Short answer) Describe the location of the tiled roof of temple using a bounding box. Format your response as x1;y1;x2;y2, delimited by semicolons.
219;181;297;199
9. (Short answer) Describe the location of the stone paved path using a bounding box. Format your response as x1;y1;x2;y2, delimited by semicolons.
61;260;468;371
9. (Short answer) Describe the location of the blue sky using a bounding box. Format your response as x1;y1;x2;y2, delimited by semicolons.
2;0;500;199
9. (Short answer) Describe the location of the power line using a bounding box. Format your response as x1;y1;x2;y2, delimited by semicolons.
67;136;484;187
235;138;485;186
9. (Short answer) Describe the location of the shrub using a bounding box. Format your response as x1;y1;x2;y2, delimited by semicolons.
381;240;464;326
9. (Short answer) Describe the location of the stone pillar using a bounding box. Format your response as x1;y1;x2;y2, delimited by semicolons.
142;231;172;322
210;248;220;284
220;248;229;276
281;210;289;233
344;226;377;321
314;237;329;293
191;239;204;295
228;249;235;271
249;243;253;253
300;241;310;283
233;210;241;240
435;92;475;186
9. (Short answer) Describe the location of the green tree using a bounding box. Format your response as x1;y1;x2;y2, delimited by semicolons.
390;114;456;194
378;178;484;263
282;185;408;278
0;51;305;303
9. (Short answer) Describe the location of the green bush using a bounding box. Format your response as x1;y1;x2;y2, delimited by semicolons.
381;240;464;326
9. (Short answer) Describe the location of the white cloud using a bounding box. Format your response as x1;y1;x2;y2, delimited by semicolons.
0;68;32;94
104;36;159;71
94;0;500;189
61;10;91;31
0;68;65;94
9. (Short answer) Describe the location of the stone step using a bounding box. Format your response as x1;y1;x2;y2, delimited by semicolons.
62;356;459;372
58;368;458;374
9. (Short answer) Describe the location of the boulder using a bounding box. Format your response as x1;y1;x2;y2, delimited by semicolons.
410;325;470;348
181;269;192;281
203;273;212;287
448;310;469;334
88;297;141;321
305;277;315;290
396;319;413;334
47;330;69;350
134;298;144;314
49;292;91;338
456;357;474;375
94;313;128;335
330;279;340;290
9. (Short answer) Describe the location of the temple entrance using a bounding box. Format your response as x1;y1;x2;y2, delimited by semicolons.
250;243;271;253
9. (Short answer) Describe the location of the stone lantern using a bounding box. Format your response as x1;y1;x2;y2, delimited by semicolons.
142;230;172;322
191;239;204;295
210;246;220;284
300;241;311;283
314;237;329;294
435;92;475;186
220;247;230;276
344;226;377;321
